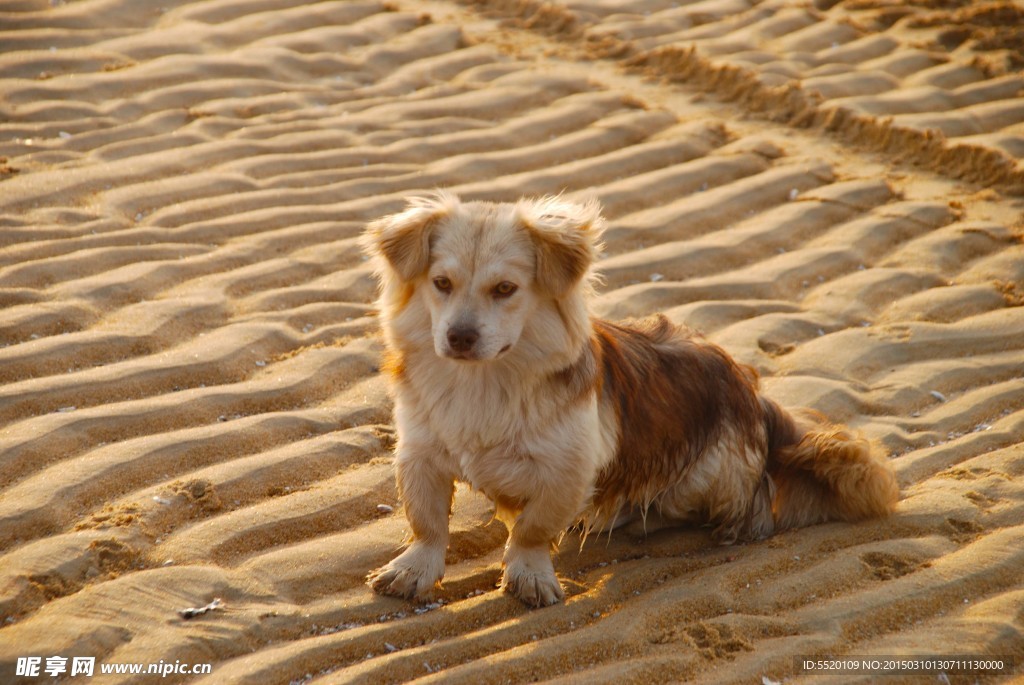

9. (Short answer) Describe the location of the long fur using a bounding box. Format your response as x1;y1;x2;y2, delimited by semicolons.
363;192;899;607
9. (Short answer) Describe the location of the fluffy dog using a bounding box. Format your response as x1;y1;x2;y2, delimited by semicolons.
362;192;899;607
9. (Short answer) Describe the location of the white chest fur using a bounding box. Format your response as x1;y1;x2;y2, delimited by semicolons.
396;351;607;503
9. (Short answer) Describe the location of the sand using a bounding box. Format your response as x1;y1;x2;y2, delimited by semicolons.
1;0;1023;682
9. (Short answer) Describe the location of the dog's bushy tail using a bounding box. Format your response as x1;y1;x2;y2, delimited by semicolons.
761;398;899;530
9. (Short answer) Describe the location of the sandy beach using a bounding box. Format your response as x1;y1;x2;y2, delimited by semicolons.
1;0;1023;682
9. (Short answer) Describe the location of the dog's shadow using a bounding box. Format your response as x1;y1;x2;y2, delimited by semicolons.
429;513;721;607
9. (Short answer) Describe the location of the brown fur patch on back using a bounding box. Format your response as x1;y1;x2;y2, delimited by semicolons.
591;315;763;518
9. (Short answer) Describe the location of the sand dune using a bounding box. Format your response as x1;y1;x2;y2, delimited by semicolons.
1;0;1023;682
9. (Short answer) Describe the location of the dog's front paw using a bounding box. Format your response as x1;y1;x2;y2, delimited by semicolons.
367;543;445;601
501;545;564;608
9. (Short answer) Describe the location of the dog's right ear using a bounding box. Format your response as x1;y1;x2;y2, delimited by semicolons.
361;192;459;282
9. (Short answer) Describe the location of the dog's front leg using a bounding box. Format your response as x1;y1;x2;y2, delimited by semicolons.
368;440;454;601
501;482;584;608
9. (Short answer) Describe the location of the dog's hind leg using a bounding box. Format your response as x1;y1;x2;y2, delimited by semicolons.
368;439;455;601
706;443;775;544
655;427;773;544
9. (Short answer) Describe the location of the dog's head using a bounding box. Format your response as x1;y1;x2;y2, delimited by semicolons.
362;192;603;362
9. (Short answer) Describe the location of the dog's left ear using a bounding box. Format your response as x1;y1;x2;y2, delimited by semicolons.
361;192;459;282
519;196;604;297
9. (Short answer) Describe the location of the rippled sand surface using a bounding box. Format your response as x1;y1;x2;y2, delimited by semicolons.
2;0;1023;682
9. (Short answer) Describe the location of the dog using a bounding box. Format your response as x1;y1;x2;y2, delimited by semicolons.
362;192;899;607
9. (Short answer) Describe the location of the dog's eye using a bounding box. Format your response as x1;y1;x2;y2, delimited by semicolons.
433;276;452;293
492;281;518;298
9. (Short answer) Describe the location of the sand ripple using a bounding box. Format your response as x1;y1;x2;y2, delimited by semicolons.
1;0;1022;683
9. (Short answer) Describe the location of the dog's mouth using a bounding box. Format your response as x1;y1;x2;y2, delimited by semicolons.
445;344;512;361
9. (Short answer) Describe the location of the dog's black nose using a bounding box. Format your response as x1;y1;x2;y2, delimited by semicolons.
447;326;479;353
